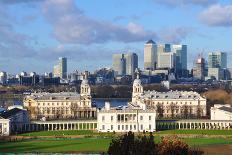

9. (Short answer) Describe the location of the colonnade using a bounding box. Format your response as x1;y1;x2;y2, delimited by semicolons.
11;120;97;133
156;120;232;130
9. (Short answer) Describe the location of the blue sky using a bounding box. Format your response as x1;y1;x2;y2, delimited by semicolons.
1;0;232;74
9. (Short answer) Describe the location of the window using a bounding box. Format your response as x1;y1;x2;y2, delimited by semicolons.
134;125;136;130
130;125;132;130
140;125;143;130
118;125;120;130
149;124;151;130
140;116;143;120
126;125;128;130
111;125;113;130
102;125;105;130
117;115;120;121
149;116;151;120
122;125;124;130
102;116;105;121
111;116;113;121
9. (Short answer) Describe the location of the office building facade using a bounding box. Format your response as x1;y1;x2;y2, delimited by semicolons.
112;53;138;76
208;52;227;68
144;40;157;70
53;57;67;79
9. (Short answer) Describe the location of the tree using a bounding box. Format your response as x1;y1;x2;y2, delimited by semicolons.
182;105;189;119
107;131;156;155
170;103;176;119
157;136;189;155
156;103;164;118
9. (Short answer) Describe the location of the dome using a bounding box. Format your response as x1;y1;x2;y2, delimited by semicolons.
81;79;89;85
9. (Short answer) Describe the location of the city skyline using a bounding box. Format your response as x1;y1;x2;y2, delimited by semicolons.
1;0;232;73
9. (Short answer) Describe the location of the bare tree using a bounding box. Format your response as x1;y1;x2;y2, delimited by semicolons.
170;103;177;119
71;103;79;119
182;105;189;119
196;105;202;119
156;103;164;118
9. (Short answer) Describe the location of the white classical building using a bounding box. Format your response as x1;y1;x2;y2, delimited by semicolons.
211;104;232;120
97;102;156;132
131;75;207;118
23;78;97;120
0;108;29;136
0;117;10;136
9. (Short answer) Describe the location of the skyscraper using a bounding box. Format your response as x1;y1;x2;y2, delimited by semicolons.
172;44;187;70
144;40;157;70
208;52;227;68
112;54;126;76
157;52;176;69
112;53;138;76
53;57;67;79
193;56;206;80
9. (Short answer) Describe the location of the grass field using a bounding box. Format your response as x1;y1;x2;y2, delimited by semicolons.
19;129;232;137
1;137;232;153
1;130;231;153
157;130;232;135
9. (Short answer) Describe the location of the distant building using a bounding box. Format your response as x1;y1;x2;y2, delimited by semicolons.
193;56;206;80
211;104;232;120
19;73;40;86
131;76;207;118
112;53;138;77
0;71;7;84
53;57;67;79
207;68;224;80
157;52;175;69
144;40;157;70
208;52;227;68
172;45;188;77
23;78;97;120
40;77;60;86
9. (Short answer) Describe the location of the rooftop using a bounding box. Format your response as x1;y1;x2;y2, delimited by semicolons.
146;39;156;44
218;106;232;113
25;92;81;100
0;108;24;119
141;90;204;100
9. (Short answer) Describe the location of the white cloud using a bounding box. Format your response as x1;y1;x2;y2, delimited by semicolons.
42;0;157;44
200;4;232;27
154;0;217;7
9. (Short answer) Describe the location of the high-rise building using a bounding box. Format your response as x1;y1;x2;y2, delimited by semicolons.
157;52;175;69
208;52;227;68
0;71;7;84
144;40;157;70
53;57;67;79
125;53;138;76
193;56;206;80
172;45;187;70
112;53;138;76
112;54;126;76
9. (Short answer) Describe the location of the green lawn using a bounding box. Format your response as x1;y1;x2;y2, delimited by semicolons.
0;138;111;153
1;137;232;153
157;130;232;135
19;130;95;136
19;129;232;137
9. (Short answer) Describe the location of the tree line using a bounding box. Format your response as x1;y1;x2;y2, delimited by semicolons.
107;131;202;155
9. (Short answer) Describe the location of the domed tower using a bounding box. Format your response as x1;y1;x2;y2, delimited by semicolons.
80;75;91;97
132;73;143;102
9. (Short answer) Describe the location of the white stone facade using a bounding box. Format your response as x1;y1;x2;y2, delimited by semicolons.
0;118;10;136
211;104;232;120
24;79;96;120
131;76;207;118
97;107;156;132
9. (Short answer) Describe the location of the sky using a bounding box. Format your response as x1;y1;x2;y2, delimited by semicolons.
1;0;232;74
